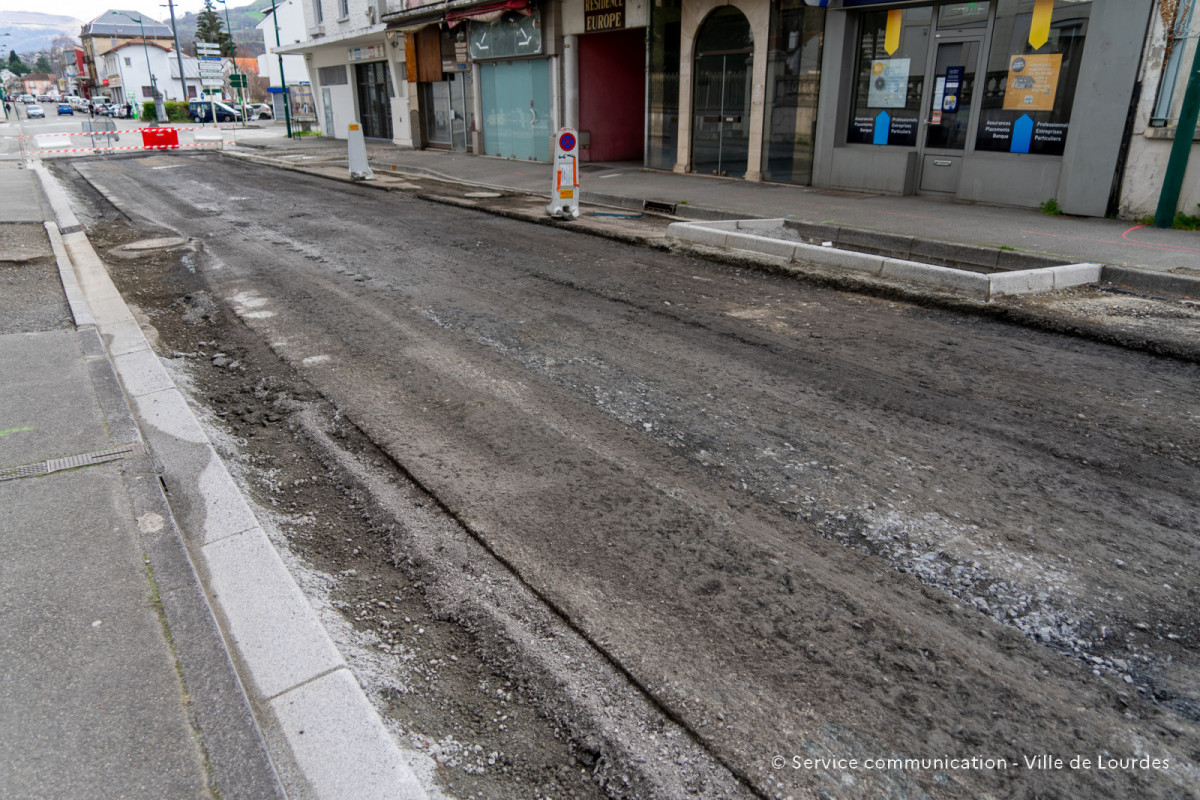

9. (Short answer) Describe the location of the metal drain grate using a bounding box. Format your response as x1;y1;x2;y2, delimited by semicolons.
0;442;146;482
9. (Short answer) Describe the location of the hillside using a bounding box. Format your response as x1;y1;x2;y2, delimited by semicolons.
0;11;83;55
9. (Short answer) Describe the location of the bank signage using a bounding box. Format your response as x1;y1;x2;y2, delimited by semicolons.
585;0;624;32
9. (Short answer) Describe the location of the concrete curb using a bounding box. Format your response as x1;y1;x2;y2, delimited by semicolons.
35;162;427;800
667;220;1120;301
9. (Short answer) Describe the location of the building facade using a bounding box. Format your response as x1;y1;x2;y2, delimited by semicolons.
278;0;1173;218
1119;0;1200;219
274;0;394;138
79;9;176;101
812;1;1151;217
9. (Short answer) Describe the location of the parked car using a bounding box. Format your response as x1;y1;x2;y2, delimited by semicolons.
188;99;242;123
57;103;73;116
246;102;273;120
26;104;45;119
19;94;34;103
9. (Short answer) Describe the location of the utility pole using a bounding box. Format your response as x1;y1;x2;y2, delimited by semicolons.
269;0;292;138
1155;33;1200;228
165;0;189;106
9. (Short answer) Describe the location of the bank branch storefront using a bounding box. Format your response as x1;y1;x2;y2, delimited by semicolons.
812;0;1151;216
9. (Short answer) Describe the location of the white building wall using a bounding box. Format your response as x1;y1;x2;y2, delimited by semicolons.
1119;1;1200;219
308;49;358;137
103;45;192;103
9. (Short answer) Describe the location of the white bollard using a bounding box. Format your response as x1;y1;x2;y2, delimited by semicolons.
348;122;374;181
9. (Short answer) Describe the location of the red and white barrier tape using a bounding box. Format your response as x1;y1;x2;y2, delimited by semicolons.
20;124;234;140
35;142;224;154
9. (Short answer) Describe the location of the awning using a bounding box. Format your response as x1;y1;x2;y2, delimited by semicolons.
383;0;531;30
445;0;529;25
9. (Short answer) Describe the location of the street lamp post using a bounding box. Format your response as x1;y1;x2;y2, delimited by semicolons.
269;0;292;138
110;11;166;123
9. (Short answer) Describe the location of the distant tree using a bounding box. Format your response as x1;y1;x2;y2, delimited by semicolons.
194;0;228;55
34;54;52;73
7;51;30;76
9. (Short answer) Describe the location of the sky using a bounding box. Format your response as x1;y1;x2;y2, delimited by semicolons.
0;0;212;24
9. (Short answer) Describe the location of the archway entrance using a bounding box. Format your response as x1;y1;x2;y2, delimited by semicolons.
691;7;753;177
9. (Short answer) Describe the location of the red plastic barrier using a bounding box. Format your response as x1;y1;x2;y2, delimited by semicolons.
140;127;179;149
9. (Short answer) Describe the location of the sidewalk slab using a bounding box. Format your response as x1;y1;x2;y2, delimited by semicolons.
0;465;209;800
0;330;118;466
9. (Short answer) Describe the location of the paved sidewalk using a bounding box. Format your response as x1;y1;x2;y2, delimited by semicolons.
0;166;232;798
230;127;1200;277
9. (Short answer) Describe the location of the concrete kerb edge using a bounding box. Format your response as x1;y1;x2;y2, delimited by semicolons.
44;161;427;800
667;222;1115;300
45;221;96;327
1102;264;1200;299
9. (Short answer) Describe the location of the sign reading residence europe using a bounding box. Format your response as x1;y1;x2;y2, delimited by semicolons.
585;0;624;31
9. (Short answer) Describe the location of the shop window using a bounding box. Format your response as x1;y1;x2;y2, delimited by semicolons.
318;65;348;85
974;0;1092;156
846;7;932;147
1151;0;1197;126
647;0;681;171
763;0;823;183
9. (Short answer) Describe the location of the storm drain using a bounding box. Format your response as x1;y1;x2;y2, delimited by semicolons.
0;442;146;482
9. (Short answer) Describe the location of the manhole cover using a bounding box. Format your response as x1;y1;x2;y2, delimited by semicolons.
464;191;502;199
123;237;189;251
109;237;194;260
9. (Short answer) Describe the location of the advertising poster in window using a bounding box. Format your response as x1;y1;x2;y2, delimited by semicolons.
1002;54;1061;112
867;58;909;109
290;83;317;121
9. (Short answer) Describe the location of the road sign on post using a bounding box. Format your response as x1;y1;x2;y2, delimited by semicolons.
547;128;580;220
230;73;247;89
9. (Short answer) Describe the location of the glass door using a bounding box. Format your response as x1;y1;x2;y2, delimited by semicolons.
355;61;393;140
918;37;982;193
692;7;753;178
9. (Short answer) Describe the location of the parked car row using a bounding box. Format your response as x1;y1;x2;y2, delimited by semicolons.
187;99;274;123
13;95;277;123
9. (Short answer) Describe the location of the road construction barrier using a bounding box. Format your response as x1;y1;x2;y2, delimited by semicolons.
141;127;179;149
30;124;227;156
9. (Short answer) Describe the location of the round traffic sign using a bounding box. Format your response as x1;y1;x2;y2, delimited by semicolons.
559;132;576;152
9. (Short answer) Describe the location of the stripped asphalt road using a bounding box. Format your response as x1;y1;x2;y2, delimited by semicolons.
65;152;1199;799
